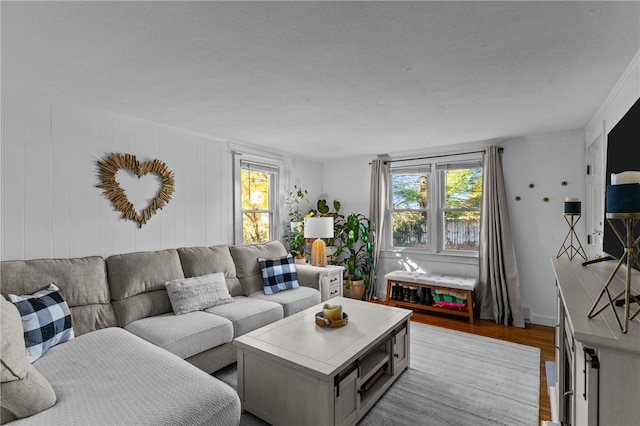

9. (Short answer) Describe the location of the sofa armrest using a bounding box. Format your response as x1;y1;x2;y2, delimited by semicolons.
295;264;329;290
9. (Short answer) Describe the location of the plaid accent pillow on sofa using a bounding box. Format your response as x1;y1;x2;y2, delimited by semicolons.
258;255;300;295
9;284;74;363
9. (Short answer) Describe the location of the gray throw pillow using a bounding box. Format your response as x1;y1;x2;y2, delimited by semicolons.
165;273;234;315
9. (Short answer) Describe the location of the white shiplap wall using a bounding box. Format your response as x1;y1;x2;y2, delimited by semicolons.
1;89;234;260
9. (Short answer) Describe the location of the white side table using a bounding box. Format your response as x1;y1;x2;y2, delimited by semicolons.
296;264;344;301
322;265;344;301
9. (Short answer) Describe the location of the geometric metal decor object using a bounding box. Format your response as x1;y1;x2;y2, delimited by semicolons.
587;214;640;333
96;153;175;228
556;206;587;261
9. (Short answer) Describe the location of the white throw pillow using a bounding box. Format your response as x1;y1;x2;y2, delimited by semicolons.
165;273;234;315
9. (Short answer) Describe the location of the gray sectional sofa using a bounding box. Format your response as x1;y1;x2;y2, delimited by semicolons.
0;241;324;425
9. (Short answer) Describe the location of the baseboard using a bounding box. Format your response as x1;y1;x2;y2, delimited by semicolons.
530;313;556;327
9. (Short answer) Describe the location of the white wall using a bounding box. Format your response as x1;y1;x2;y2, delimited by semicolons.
501;131;586;325
1;89;323;260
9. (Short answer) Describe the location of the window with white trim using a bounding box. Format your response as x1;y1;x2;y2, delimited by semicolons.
234;156;279;244
389;154;483;254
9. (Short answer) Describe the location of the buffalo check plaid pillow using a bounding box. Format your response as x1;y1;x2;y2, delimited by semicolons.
258;255;300;295
9;284;74;363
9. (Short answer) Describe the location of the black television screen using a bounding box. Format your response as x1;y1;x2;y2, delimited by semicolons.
603;96;640;270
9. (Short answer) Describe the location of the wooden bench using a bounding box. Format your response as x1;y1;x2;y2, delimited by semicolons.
384;271;479;324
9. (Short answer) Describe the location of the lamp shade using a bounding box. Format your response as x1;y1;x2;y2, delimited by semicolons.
304;217;334;238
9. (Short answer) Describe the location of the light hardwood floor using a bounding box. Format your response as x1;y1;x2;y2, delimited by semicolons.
380;305;555;423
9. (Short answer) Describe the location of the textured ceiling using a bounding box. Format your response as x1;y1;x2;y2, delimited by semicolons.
2;1;639;161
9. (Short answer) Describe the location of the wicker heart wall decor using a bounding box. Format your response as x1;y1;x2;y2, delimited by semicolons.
97;153;175;228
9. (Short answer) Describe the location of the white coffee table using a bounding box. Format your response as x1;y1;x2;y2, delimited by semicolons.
234;297;412;426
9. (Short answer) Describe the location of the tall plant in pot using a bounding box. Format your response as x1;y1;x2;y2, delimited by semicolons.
283;185;309;231
334;213;375;300
283;185;310;262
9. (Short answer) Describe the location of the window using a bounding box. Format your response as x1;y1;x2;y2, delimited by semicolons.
438;161;483;252
390;164;431;249
234;156;279;244
389;155;482;254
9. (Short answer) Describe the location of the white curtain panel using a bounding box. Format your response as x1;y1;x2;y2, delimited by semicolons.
479;146;525;327
369;159;389;301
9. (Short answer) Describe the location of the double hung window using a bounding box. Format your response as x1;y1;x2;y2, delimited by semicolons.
389;154;483;254
234;156;279;244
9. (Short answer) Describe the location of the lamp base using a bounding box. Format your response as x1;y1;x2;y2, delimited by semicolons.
311;238;327;267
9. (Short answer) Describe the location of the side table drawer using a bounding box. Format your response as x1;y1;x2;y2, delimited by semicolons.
317;265;345;301
327;269;343;299
328;282;342;299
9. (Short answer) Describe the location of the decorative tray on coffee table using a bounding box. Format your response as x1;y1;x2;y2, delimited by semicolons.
315;312;349;328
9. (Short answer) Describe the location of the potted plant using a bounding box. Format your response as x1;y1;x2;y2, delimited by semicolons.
289;228;307;264
333;213;375;300
283;185;310;230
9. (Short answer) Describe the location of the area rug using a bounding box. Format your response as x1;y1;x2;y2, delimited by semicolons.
215;322;540;426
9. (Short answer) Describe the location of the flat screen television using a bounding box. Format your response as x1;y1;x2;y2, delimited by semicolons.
602;96;640;271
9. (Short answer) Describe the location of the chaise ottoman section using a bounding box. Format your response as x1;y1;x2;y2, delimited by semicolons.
11;327;240;426
125;311;234;359
205;296;283;337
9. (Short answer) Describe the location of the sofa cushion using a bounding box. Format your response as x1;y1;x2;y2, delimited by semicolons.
177;246;244;296
8;285;74;363
0;257;116;336
229;241;288;295
258;255;300;294
165;273;234;315
125;311;233;359
1;296;56;423
11;327;241;426
106;249;185;327
204;296;283;337
250;286;321;317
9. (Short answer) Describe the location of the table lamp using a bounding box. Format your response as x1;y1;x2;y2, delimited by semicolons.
304;217;334;267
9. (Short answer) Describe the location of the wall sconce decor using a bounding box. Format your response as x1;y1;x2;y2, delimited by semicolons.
97;153;175;228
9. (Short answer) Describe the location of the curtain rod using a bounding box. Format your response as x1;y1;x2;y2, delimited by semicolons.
374;147;503;165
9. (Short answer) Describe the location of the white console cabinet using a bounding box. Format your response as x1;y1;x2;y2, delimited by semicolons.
552;258;640;426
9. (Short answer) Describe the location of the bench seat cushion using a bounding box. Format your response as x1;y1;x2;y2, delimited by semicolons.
10;327;240;426
250;286;321;317
384;271;478;291
205;296;283;337
125;311;233;359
